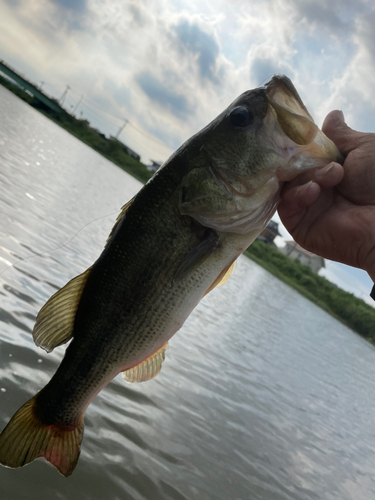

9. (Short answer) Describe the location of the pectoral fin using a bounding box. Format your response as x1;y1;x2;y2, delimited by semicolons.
173;229;220;285
33;267;92;353
122;343;169;383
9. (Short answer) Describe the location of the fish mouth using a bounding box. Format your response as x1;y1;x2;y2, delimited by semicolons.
263;74;319;146
260;75;344;173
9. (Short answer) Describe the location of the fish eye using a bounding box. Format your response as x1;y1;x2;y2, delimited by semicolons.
229;106;253;127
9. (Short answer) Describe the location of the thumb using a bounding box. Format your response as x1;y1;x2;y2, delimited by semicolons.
322;110;362;155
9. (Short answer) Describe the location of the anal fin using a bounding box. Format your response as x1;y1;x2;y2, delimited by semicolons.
122;343;169;383
33;267;92;353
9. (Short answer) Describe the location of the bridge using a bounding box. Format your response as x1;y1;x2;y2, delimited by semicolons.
0;60;62;113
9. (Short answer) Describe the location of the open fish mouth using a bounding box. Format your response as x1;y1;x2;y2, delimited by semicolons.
263;74;317;145
260;74;344;179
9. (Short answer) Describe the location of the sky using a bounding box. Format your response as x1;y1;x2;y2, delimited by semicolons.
0;0;374;303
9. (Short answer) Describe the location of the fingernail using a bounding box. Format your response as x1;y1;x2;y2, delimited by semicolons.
298;180;314;195
316;162;335;178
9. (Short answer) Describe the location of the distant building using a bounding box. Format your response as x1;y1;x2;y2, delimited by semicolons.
281;240;325;273
109;136;140;161
147;160;163;173
258;220;281;246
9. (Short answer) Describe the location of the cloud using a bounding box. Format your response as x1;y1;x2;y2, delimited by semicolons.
355;9;375;62
311;7;375;129
47;0;88;31
289;0;359;34
0;0;374;166
172;18;220;83
103;80;133;115
3;0;21;6
136;70;192;120
128;2;148;27
50;0;87;13
2;0;89;41
234;0;375;131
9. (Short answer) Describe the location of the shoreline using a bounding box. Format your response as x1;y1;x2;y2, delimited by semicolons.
0;75;154;185
245;240;375;342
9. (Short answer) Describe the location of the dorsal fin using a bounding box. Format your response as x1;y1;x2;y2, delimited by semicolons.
106;198;134;245
33;267;92;353
203;260;236;297
122;343;169;383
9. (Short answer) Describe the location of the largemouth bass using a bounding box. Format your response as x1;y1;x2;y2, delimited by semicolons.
0;75;342;476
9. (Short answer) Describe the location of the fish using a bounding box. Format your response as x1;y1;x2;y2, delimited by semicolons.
0;75;342;476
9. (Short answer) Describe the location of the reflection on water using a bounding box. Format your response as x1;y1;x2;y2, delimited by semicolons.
1;86;375;499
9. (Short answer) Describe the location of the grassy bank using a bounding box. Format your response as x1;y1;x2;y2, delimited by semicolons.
246;240;375;340
0;76;153;184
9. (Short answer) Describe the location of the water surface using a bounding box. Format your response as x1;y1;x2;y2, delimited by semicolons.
0;86;375;500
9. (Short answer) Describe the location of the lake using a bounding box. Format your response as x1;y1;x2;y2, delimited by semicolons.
0;85;375;500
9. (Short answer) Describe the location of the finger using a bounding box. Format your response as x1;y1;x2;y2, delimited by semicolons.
282;162;344;195
322;110;364;155
313;161;344;189
278;181;321;232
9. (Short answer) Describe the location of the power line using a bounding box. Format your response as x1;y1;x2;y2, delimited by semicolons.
115;119;128;139
59;85;70;105
69;87;125;122
65;96;171;159
66;85;170;149
72;94;84;115
77;101;121;129
45;81;172;155
127;121;170;148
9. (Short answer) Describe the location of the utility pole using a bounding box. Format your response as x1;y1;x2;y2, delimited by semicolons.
115;119;128;139
59;85;70;106
72;95;84;116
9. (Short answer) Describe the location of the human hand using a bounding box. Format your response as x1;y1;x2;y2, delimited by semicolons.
277;110;375;281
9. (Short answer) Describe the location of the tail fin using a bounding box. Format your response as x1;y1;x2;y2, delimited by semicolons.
0;395;83;477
